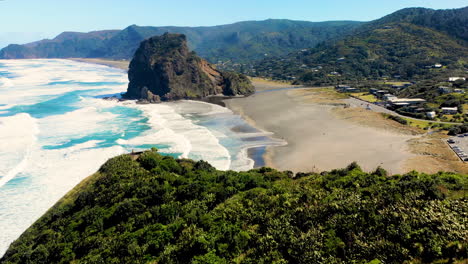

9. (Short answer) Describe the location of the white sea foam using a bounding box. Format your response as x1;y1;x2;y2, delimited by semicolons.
38;107;119;144
0;113;39;188
0;59;127;107
0;77;12;88
122;102;232;170
0;59;127;87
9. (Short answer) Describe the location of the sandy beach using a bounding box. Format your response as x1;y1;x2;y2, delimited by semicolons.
225;81;468;174
71;58;130;71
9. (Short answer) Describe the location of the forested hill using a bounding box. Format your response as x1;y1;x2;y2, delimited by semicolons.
253;7;468;84
1;149;466;263
0;19;363;63
372;7;468;42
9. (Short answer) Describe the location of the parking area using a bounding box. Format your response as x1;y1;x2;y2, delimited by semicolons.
447;134;468;162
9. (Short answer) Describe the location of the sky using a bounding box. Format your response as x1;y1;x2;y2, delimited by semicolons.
0;0;466;48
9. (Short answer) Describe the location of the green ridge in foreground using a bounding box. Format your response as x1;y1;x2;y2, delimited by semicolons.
1;149;467;263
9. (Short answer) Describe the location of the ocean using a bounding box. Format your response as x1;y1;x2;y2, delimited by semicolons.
0;59;284;256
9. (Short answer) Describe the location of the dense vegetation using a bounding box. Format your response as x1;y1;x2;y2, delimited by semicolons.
0;20;362;63
449;123;468;135
373;7;468;42
1;149;466;263
253;7;468;85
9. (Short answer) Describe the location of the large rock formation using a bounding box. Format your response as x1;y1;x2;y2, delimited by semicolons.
124;33;254;102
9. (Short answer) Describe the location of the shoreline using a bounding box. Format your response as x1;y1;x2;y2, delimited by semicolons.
66;58;468;174
67;58;278;169
70;58;130;71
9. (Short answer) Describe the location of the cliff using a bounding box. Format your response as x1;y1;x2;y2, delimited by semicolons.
124;33;254;102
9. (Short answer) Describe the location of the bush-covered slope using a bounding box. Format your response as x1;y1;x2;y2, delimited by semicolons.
0;20;362;63
373;7;468;42
1;150;466;263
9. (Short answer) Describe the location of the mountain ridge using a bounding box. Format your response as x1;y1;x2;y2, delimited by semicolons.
0;19;363;63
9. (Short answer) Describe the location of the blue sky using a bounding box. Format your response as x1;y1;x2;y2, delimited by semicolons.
0;0;466;48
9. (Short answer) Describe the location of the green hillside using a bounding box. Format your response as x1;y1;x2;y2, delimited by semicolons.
1;149;466;263
373;7;468;42
253;7;468;85
0;20;362;63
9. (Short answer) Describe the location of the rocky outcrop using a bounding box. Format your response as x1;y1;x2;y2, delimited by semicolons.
124;33;254;102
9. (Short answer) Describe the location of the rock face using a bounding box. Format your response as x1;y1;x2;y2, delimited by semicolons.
124;33;254;102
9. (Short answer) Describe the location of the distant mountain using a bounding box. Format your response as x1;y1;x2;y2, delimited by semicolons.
253;7;468;84
0;20;363;63
0;30;119;59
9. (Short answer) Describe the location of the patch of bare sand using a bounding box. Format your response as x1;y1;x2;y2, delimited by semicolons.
250;77;302;92
331;107;422;136
289;87;347;106
404;134;468;174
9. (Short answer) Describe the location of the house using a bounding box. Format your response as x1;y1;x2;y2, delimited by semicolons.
454;89;465;94
374;90;389;98
426;111;436;119
369;88;378;94
336;85;350;90
441;107;458;114
336;85;358;93
449;77;466;82
438;86;452;94
383;94;397;101
388;98;426;107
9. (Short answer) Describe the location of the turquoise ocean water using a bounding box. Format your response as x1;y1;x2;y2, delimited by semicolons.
0;59;284;256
